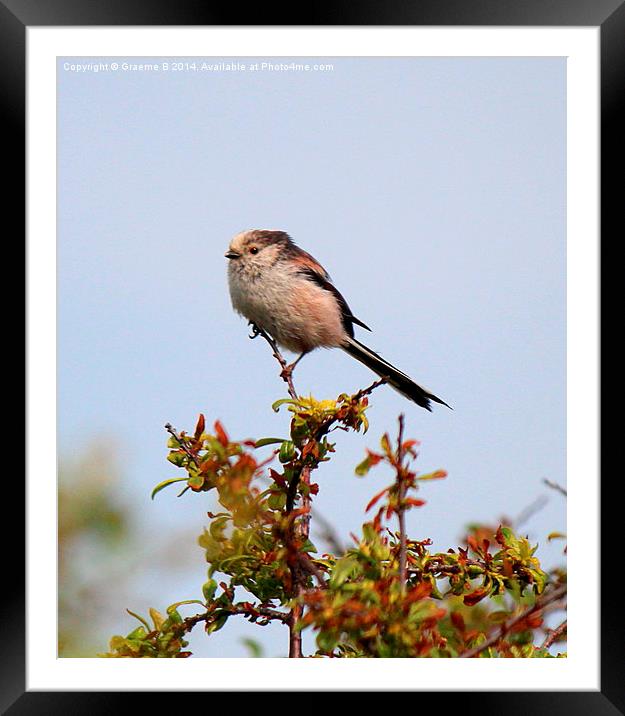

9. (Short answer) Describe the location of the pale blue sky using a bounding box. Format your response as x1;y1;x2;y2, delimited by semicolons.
58;56;566;657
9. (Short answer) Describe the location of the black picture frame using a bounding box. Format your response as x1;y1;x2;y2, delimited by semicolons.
6;0;613;711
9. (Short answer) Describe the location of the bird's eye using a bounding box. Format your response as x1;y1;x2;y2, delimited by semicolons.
249;246;259;255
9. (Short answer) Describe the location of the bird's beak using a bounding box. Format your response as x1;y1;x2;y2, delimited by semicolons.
224;249;241;259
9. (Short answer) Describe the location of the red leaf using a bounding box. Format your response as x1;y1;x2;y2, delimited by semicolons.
214;420;229;447
405;581;432;603
194;414;205;440
402;439;420;449
269;469;286;488
451;611;466;632
365;487;389;512
404;498;426;508
463;586;490;607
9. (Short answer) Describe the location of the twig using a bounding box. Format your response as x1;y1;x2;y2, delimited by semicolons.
352;377;388;402
181;603;290;635
541;619;567;650
396;414;408;590
249;322;298;400
299;466;312;541
514;495;549;529
543;478;567;497
164;422;199;467
408;557;487;578
164;423;198;496
312;508;347;556
288;601;303;658
459;583;567;658
297;552;327;588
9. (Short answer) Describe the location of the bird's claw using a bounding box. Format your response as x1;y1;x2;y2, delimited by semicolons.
248;321;261;339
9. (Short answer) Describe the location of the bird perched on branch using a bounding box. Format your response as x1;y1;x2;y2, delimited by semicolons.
225;229;450;411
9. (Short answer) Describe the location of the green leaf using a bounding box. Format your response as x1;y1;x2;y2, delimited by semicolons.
254;437;285;448
126;626;147;640
187;473;204;489
279;441;296;463
299;538;317;553
547;532;566;541
488;610;510;623
167;600;206;613
151;477;189;500
417;470;447;481
272;398;296;413
149;608;165;631
355;455;373;476
499;526;514;542
126;609;150;631
329;555;359;588
241;638;263;658
202;579;218;602
206;613;229;634
167;452;187;467
267;492;287;510
317;631;339;653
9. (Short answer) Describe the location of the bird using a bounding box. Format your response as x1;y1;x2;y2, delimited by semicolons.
225;229;450;411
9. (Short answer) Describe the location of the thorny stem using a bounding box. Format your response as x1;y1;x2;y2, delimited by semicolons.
458;583;567;658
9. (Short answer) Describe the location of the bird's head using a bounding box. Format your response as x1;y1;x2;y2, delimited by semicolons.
225;229;292;269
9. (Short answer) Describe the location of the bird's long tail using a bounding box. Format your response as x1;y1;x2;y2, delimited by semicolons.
342;337;451;412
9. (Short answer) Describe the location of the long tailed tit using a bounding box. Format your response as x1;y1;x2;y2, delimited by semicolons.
225;229;449;411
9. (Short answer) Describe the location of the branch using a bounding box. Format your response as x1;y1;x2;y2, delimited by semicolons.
297;552;328;588
285;376;388;515
352;376;388;403
164;422;199;467
181;603;290;635
541;619;567;650
408;557;487;578
164;422;198;496
543;478;567;497
282;377;389;656
514;494;549;529
458;583;567;658
249;322;298;400
311;508;347;556
396;414;408;590
288;602;303;658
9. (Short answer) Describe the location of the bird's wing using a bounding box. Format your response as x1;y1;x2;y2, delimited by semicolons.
297;266;372;336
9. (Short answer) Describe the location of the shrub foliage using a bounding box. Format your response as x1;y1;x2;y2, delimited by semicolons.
101;366;566;659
